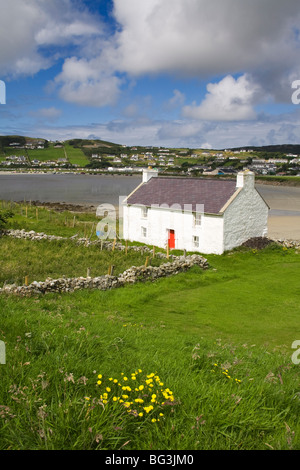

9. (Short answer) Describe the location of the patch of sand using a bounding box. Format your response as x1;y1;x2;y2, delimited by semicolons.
268;216;300;240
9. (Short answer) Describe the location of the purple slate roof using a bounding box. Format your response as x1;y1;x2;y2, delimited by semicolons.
126;177;238;214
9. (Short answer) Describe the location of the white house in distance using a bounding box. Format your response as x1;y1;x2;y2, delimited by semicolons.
122;168;269;255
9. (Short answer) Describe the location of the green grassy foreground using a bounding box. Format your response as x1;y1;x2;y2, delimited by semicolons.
0;206;299;450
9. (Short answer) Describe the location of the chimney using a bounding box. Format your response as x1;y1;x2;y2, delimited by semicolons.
236;170;255;189
142;167;159;183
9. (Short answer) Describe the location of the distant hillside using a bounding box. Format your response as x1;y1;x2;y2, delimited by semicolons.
227;144;300;154
65;138;121;148
1;135;300;155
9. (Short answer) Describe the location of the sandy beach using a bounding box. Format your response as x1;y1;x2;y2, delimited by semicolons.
255;184;300;240
267;216;300;240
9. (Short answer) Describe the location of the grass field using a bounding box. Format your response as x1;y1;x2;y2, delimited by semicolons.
64;144;90;167
0;143;89;167
0;205;299;450
2;148;27;157
27;146;65;162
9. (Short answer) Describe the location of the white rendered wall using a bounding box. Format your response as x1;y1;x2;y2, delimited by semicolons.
122;204;224;254
223;180;268;252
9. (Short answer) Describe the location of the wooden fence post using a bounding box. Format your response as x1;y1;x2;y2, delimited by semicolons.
145;256;149;267
25;276;29;286
108;265;115;276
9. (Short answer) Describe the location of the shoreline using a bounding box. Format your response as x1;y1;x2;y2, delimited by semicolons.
0;170;300;187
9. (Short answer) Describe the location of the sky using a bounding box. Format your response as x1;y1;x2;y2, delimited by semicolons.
2;0;300;149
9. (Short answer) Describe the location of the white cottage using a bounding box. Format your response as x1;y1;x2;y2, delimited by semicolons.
122;169;269;255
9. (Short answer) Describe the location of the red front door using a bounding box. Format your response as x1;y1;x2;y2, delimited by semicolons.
168;230;175;249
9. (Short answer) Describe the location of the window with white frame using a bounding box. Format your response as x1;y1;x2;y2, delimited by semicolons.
193;236;199;248
141;226;147;238
141;206;148;218
193;212;201;226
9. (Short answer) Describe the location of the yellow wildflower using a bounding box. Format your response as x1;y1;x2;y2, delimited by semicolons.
144;405;154;414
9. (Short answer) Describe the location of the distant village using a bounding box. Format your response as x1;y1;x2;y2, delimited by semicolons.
1;139;300;177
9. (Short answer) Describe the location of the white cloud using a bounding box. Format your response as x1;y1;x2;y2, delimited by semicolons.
54;57;122;107
2;0;300;112
52;0;300;107
182;75;259;121
112;0;300;80
0;0;104;77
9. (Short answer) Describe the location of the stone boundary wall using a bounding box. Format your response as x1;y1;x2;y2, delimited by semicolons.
1;229;298;297
0;254;209;297
0;229;208;296
2;228;300;250
0;229;177;258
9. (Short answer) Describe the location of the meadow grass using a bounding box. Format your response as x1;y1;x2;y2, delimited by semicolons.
0;209;299;450
0;237;164;286
3;200;98;238
27;147;66;163
64;144;89;167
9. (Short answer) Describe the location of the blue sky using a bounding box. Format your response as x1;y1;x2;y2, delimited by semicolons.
2;0;300;149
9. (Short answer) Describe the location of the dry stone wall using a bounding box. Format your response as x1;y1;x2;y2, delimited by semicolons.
0;229;177;257
0;229;208;296
0;254;208;297
1;229;298;297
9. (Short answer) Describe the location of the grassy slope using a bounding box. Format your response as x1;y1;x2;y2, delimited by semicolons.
64;144;89;166
0;207;299;450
